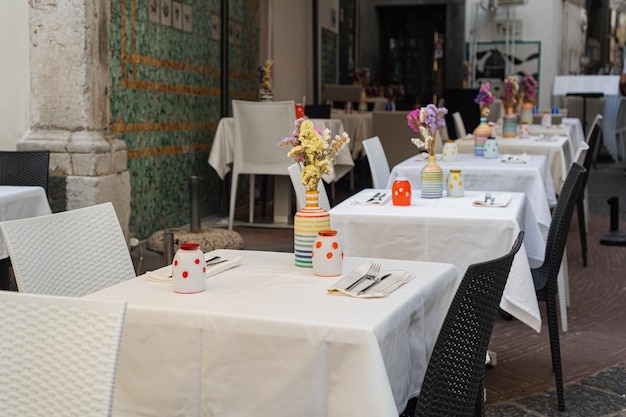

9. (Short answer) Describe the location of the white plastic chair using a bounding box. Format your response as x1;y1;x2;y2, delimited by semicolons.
0;291;126;417
362;136;391;189
452;111;467;138
0;202;136;297
287;163;331;212
229;100;296;230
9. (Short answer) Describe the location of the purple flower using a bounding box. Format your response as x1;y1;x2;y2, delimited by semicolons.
474;82;495;107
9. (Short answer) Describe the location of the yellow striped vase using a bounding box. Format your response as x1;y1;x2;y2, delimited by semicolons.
294;190;330;268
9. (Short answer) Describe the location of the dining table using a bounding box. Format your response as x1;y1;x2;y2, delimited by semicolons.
0;185;52;289
85;249;461;417
209;117;354;225
330;108;373;159
455;127;576;194
387;153;555;239
329;189;543;333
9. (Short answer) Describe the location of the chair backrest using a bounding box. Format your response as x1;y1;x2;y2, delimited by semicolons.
0;202;136;297
0;291;126;417
581;115;602;181
371;111;421;168
304;104;331;119
452;112;467;138
322;84;363;108
533;163;586;291
362;136;391;189
0;150;50;194
415;231;524;417
287;163;331;211
232;100;296;176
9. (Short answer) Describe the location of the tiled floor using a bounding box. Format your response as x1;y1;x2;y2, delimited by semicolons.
132;153;626;416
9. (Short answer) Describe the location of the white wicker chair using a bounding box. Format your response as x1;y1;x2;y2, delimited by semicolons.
0;291;126;417
362;136;391;189
0;202;136;297
229;100;296;230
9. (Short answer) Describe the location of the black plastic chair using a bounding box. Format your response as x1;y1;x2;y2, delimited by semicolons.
304;104;331;119
532;162;587;412
407;231;524;417
0;150;50;291
0;150;50;194
577;115;602;267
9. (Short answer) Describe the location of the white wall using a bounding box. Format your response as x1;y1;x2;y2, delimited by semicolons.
0;2;30;150
465;0;563;109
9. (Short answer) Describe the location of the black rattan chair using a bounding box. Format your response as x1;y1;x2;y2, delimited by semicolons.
577;115;602;267
532;162;587;412
0;150;50;194
408;231;524;417
0;150;50;291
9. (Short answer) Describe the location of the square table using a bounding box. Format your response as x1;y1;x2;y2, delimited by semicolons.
455;130;574;194
329;189;543;333
387;153;555;238
85;249;460;417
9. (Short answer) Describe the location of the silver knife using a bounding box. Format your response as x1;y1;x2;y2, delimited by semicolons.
365;192;381;203
358;273;392;295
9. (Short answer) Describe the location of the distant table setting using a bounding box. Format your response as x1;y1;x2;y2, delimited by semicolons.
455;128;575;193
387;153;555;237
86;249;461;417
330;189;543;332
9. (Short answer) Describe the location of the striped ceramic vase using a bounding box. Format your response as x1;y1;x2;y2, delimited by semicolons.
420;154;443;199
294;190;331;268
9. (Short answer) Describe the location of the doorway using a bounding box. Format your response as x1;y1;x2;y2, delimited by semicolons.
377;5;446;109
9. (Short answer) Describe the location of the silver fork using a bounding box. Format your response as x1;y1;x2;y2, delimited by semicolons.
345;263;381;292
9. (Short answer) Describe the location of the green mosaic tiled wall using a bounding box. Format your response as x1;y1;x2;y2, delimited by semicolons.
110;0;259;239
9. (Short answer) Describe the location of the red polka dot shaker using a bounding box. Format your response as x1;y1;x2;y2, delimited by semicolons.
172;242;206;293
312;230;343;277
392;177;411;206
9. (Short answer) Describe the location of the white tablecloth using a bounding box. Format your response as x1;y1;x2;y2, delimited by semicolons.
0;186;51;259
330;189;543;332
208;117;354;184
330;109;374;158
387;153;554;239
86;249;460;417
456;132;574;193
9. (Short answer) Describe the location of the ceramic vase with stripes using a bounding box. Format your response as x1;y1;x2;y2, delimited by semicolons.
420;155;443;199
474;118;490;156
503;107;518;138
294;190;331;268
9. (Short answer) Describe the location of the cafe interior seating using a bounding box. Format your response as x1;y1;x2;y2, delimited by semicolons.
371;111;426;168
532;162;587;412
322;83;363;109
452;111;467;138
407;231;524;417
362;136;391;189
229;99;296;230
0;291;126;417
0;202;136;297
287;163;331;212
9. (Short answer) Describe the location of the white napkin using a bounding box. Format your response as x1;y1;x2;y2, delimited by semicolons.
146;256;243;283
351;192;392;206
500;153;529;164
473;193;512;208
327;261;414;298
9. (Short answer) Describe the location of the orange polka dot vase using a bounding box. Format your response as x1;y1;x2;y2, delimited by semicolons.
311;230;344;277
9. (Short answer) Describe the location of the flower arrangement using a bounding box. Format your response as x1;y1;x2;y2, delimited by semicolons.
502;75;519;109
278;119;350;192
258;60;274;90
351;67;371;87
474;82;495;118
407;104;448;155
384;84;405;102
519;71;538;104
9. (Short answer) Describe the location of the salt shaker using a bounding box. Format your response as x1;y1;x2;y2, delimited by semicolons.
172;242;206;293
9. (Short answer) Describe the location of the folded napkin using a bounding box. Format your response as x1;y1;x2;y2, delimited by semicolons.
146;256;243;283
472;193;512;208
351;192;392;206
327;261;414;298
500;153;529;164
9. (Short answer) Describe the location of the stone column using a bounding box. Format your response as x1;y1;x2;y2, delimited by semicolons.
19;0;131;238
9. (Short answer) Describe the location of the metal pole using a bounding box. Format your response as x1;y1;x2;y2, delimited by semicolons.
190;176;202;232
163;230;174;264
